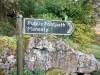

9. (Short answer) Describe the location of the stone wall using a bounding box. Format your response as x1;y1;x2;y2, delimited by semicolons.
24;35;100;74
0;47;16;75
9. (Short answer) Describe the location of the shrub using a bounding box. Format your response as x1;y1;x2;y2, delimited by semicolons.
70;24;95;51
0;22;14;36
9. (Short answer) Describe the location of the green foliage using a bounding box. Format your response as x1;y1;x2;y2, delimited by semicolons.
8;38;16;45
9;67;45;75
37;0;95;25
66;38;81;50
0;0;18;25
0;0;98;27
16;0;97;25
91;71;100;75
88;44;100;60
0;22;14;36
23;69;33;75
18;0;35;17
38;13;61;20
0;35;32;56
70;24;95;50
0;36;16;52
0;0;98;33
33;66;45;75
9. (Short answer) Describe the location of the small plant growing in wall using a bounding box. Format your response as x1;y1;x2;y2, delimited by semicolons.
33;66;45;75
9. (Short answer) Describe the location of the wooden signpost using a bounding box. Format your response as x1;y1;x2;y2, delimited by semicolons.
16;14;23;75
16;16;74;75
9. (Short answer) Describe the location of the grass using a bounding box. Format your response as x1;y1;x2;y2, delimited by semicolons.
66;38;81;50
88;44;100;60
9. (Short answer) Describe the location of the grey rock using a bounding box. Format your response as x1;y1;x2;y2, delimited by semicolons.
0;63;4;67
4;62;10;69
84;73;90;75
7;55;16;64
0;59;2;63
70;73;78;75
0;47;16;75
1;47;9;58
25;35;100;74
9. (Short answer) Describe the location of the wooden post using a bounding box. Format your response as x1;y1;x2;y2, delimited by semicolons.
16;14;23;75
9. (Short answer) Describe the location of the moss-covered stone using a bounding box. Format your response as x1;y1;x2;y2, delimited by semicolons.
0;69;6;75
0;36;16;52
45;68;69;75
22;35;31;55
